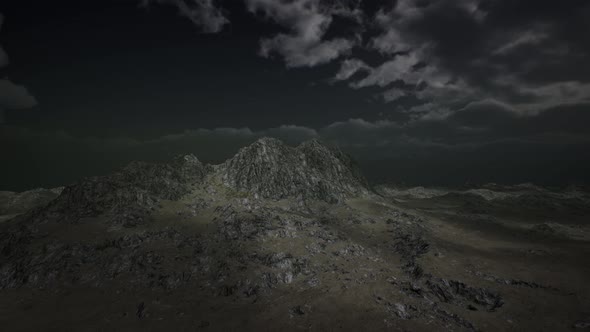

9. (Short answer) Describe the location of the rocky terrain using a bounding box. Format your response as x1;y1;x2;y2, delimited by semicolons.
0;187;63;222
0;138;589;331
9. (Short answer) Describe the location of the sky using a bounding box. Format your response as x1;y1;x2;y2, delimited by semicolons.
1;0;589;191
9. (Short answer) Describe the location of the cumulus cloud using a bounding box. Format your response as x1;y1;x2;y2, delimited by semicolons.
329;0;590;120
369;27;411;55
0;79;38;123
492;29;549;55
264;124;319;144
0;78;38;110
247;0;359;67
350;53;421;88
490;78;590;114
140;0;589;122
3;2;590;188
334;51;455;109
142;0;228;33
260;35;355;68
0;14;9;68
0;13;38;123
333;58;369;81
382;88;406;103
449;99;519;128
138;0;587;123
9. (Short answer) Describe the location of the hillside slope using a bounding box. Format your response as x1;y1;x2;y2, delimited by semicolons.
0;138;588;331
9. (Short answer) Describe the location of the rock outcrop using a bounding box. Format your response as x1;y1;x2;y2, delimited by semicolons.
219;137;369;202
5;139;370;224
40;154;210;223
0;187;63;216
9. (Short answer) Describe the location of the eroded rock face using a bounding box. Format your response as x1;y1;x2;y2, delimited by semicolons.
219;138;369;202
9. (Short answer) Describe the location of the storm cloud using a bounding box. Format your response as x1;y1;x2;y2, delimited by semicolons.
0;0;589;190
143;0;590;120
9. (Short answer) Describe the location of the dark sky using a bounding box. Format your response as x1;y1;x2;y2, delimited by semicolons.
1;0;589;191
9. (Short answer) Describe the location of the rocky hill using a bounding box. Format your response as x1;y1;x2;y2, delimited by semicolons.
219;138;369;202
0;138;588;331
14;138;367;226
24;154;210;226
0;187;63;222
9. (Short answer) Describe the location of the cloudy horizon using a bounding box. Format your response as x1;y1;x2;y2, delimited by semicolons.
1;0;589;191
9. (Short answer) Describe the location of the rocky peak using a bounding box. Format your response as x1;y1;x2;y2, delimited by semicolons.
220;137;369;202
296;139;367;186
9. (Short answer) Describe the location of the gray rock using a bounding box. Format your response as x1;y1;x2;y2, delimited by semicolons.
32;154;209;224
0;187;63;215
219;137;369;202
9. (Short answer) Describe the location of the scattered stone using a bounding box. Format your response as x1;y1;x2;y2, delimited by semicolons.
291;305;306;316
136;302;145;319
472;271;559;291
392;303;412;319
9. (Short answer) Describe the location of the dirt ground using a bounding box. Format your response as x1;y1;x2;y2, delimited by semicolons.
0;185;589;331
